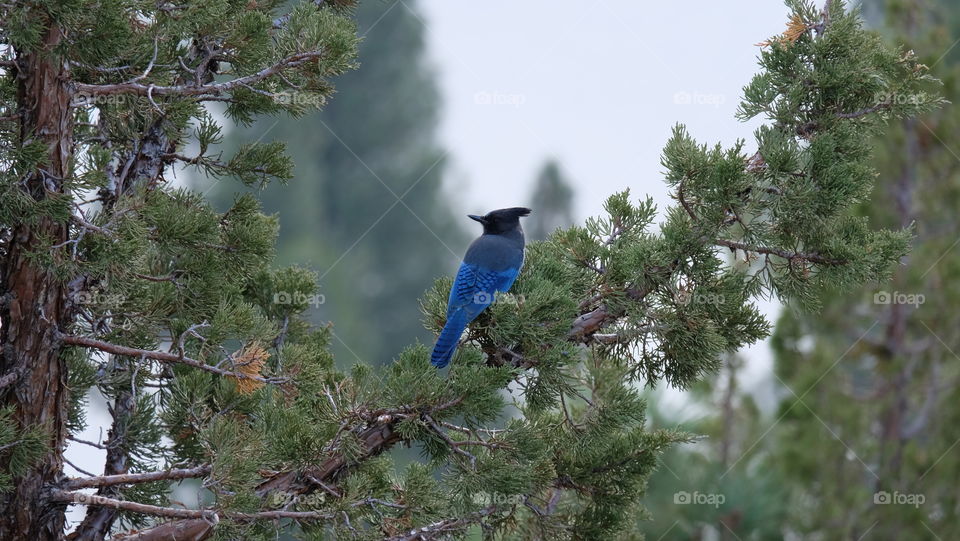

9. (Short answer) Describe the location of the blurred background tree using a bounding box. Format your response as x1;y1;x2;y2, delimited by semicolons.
207;0;466;366
637;356;788;540
770;0;960;538
526;160;576;242
620;1;958;538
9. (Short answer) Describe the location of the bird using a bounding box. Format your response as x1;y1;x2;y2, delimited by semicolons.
431;207;531;368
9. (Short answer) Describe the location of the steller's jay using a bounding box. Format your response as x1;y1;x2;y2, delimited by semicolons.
431;207;531;368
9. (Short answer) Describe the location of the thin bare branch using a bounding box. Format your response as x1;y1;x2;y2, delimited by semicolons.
60;334;279;384
75;51;324;101
65;465;212;490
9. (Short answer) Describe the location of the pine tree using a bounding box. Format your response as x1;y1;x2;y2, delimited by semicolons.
206;0;466;365
526;160;575;242
0;1;941;539
636;355;788;539
0;0;361;538
770;0;960;537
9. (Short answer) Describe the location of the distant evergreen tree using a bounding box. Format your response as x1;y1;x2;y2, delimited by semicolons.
637;356;788;540
527;160;575;241
208;0;466;365
0;1;941;539
770;0;960;538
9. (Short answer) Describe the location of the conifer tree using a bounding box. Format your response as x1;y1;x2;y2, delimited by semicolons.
770;0;960;537
207;0;466;365
636;356;787;539
0;1;941;540
526;160;575;242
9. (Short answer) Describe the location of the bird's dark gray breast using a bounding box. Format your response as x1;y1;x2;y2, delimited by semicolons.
463;233;524;271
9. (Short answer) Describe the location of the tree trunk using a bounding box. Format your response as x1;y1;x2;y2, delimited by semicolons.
0;20;74;541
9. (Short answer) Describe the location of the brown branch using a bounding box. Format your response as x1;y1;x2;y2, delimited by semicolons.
837;102;892;119
60;334;276;383
113;518;217;541
254;416;402;498
424;415;477;467
385;505;500;541
65;465;212;490
714;239;845;265
51;489;359;522
132;272;180;283
75;51;323;101
677;181;698;221
70;215;113;237
66;435;106;450
50;490;216;520
255;398;465;498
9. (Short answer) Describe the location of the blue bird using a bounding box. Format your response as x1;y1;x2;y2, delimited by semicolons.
431;207;531;368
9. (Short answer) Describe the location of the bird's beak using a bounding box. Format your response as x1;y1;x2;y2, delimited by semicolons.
468;214;486;224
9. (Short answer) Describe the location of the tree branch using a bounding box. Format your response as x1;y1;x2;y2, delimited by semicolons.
714;239;845;265
112;518;217;541
65;465;212;490
51;490;354;522
385;505;500;541
75;51;324;101
60;334;278;383
50;490;217;520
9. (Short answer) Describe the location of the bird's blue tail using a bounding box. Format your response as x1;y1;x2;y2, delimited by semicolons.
431;310;468;368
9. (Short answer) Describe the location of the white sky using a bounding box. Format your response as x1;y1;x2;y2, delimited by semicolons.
418;0;791;219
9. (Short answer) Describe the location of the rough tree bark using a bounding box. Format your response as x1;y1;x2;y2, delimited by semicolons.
0;20;74;541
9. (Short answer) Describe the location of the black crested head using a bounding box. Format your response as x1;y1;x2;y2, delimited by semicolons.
468;207;532;235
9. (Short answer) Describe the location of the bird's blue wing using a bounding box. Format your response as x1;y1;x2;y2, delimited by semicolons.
447;262;519;316
431;262;520;368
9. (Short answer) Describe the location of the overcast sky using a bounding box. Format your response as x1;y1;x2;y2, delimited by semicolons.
418;0;791;219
